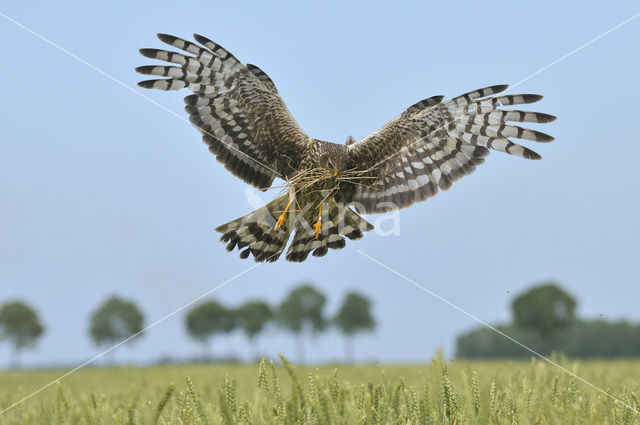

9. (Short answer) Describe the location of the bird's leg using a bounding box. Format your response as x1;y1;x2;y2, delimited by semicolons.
274;197;292;231
313;204;323;239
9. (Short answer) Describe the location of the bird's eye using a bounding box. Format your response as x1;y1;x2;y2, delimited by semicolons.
327;158;335;169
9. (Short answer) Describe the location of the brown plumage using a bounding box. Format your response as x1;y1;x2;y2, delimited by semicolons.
137;33;555;262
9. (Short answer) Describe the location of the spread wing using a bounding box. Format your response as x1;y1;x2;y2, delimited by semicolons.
136;34;310;190
339;85;556;213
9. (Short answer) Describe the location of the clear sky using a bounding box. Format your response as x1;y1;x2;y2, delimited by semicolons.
1;1;639;367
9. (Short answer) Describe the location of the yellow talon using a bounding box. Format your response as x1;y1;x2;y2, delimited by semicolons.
313;220;322;239
313;204;323;239
274;214;286;231
274;198;292;231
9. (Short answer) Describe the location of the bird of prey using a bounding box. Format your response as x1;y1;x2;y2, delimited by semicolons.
136;34;555;262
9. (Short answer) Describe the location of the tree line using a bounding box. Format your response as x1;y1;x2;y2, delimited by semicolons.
456;282;640;358
0;283;374;367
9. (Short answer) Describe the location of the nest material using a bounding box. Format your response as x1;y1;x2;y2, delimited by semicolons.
289;168;375;191
263;168;377;212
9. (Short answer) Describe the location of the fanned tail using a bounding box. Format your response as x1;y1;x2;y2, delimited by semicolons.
286;199;374;262
215;193;291;262
216;195;374;263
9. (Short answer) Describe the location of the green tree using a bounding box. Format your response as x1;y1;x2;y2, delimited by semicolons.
334;292;375;363
456;325;546;358
278;283;327;363
0;300;45;368
511;282;576;339
89;296;144;364
236;300;272;360
457;282;640;359
185;300;236;359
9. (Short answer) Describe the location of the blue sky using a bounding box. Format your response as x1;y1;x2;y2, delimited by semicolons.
1;1;639;367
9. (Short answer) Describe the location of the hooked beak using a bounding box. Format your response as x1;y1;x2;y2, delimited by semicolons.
332;171;338;180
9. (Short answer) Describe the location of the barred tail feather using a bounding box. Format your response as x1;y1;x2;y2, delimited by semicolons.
286;200;374;262
215;193;291;262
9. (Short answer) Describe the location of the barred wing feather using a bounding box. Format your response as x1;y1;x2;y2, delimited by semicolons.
136;34;310;190
342;85;555;213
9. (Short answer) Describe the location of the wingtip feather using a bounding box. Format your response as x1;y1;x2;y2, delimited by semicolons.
523;94;543;103
535;131;554;143
491;84;509;93
157;33;177;43
139;48;159;59
524;148;542;160
193;33;210;44
540;113;557;123
135;65;155;75
137;79;156;88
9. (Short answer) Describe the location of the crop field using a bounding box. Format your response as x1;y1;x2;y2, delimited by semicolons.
1;357;640;424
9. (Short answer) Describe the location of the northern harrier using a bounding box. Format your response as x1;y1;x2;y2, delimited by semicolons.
136;34;555;262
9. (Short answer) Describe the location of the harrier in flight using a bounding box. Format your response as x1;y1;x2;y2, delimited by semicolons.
137;34;555;262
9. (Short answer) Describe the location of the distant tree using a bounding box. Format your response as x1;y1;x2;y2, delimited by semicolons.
89;296;144;364
334;292;375;363
0;300;45;368
557;320;640;358
236;300;272;360
456;325;546;358
511;282;576;339
457;282;640;359
278;283;327;363
185;300;236;359
457;319;640;359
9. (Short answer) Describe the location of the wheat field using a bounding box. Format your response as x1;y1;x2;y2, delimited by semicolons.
1;356;640;424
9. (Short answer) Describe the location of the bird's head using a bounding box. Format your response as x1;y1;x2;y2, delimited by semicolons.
316;141;349;179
